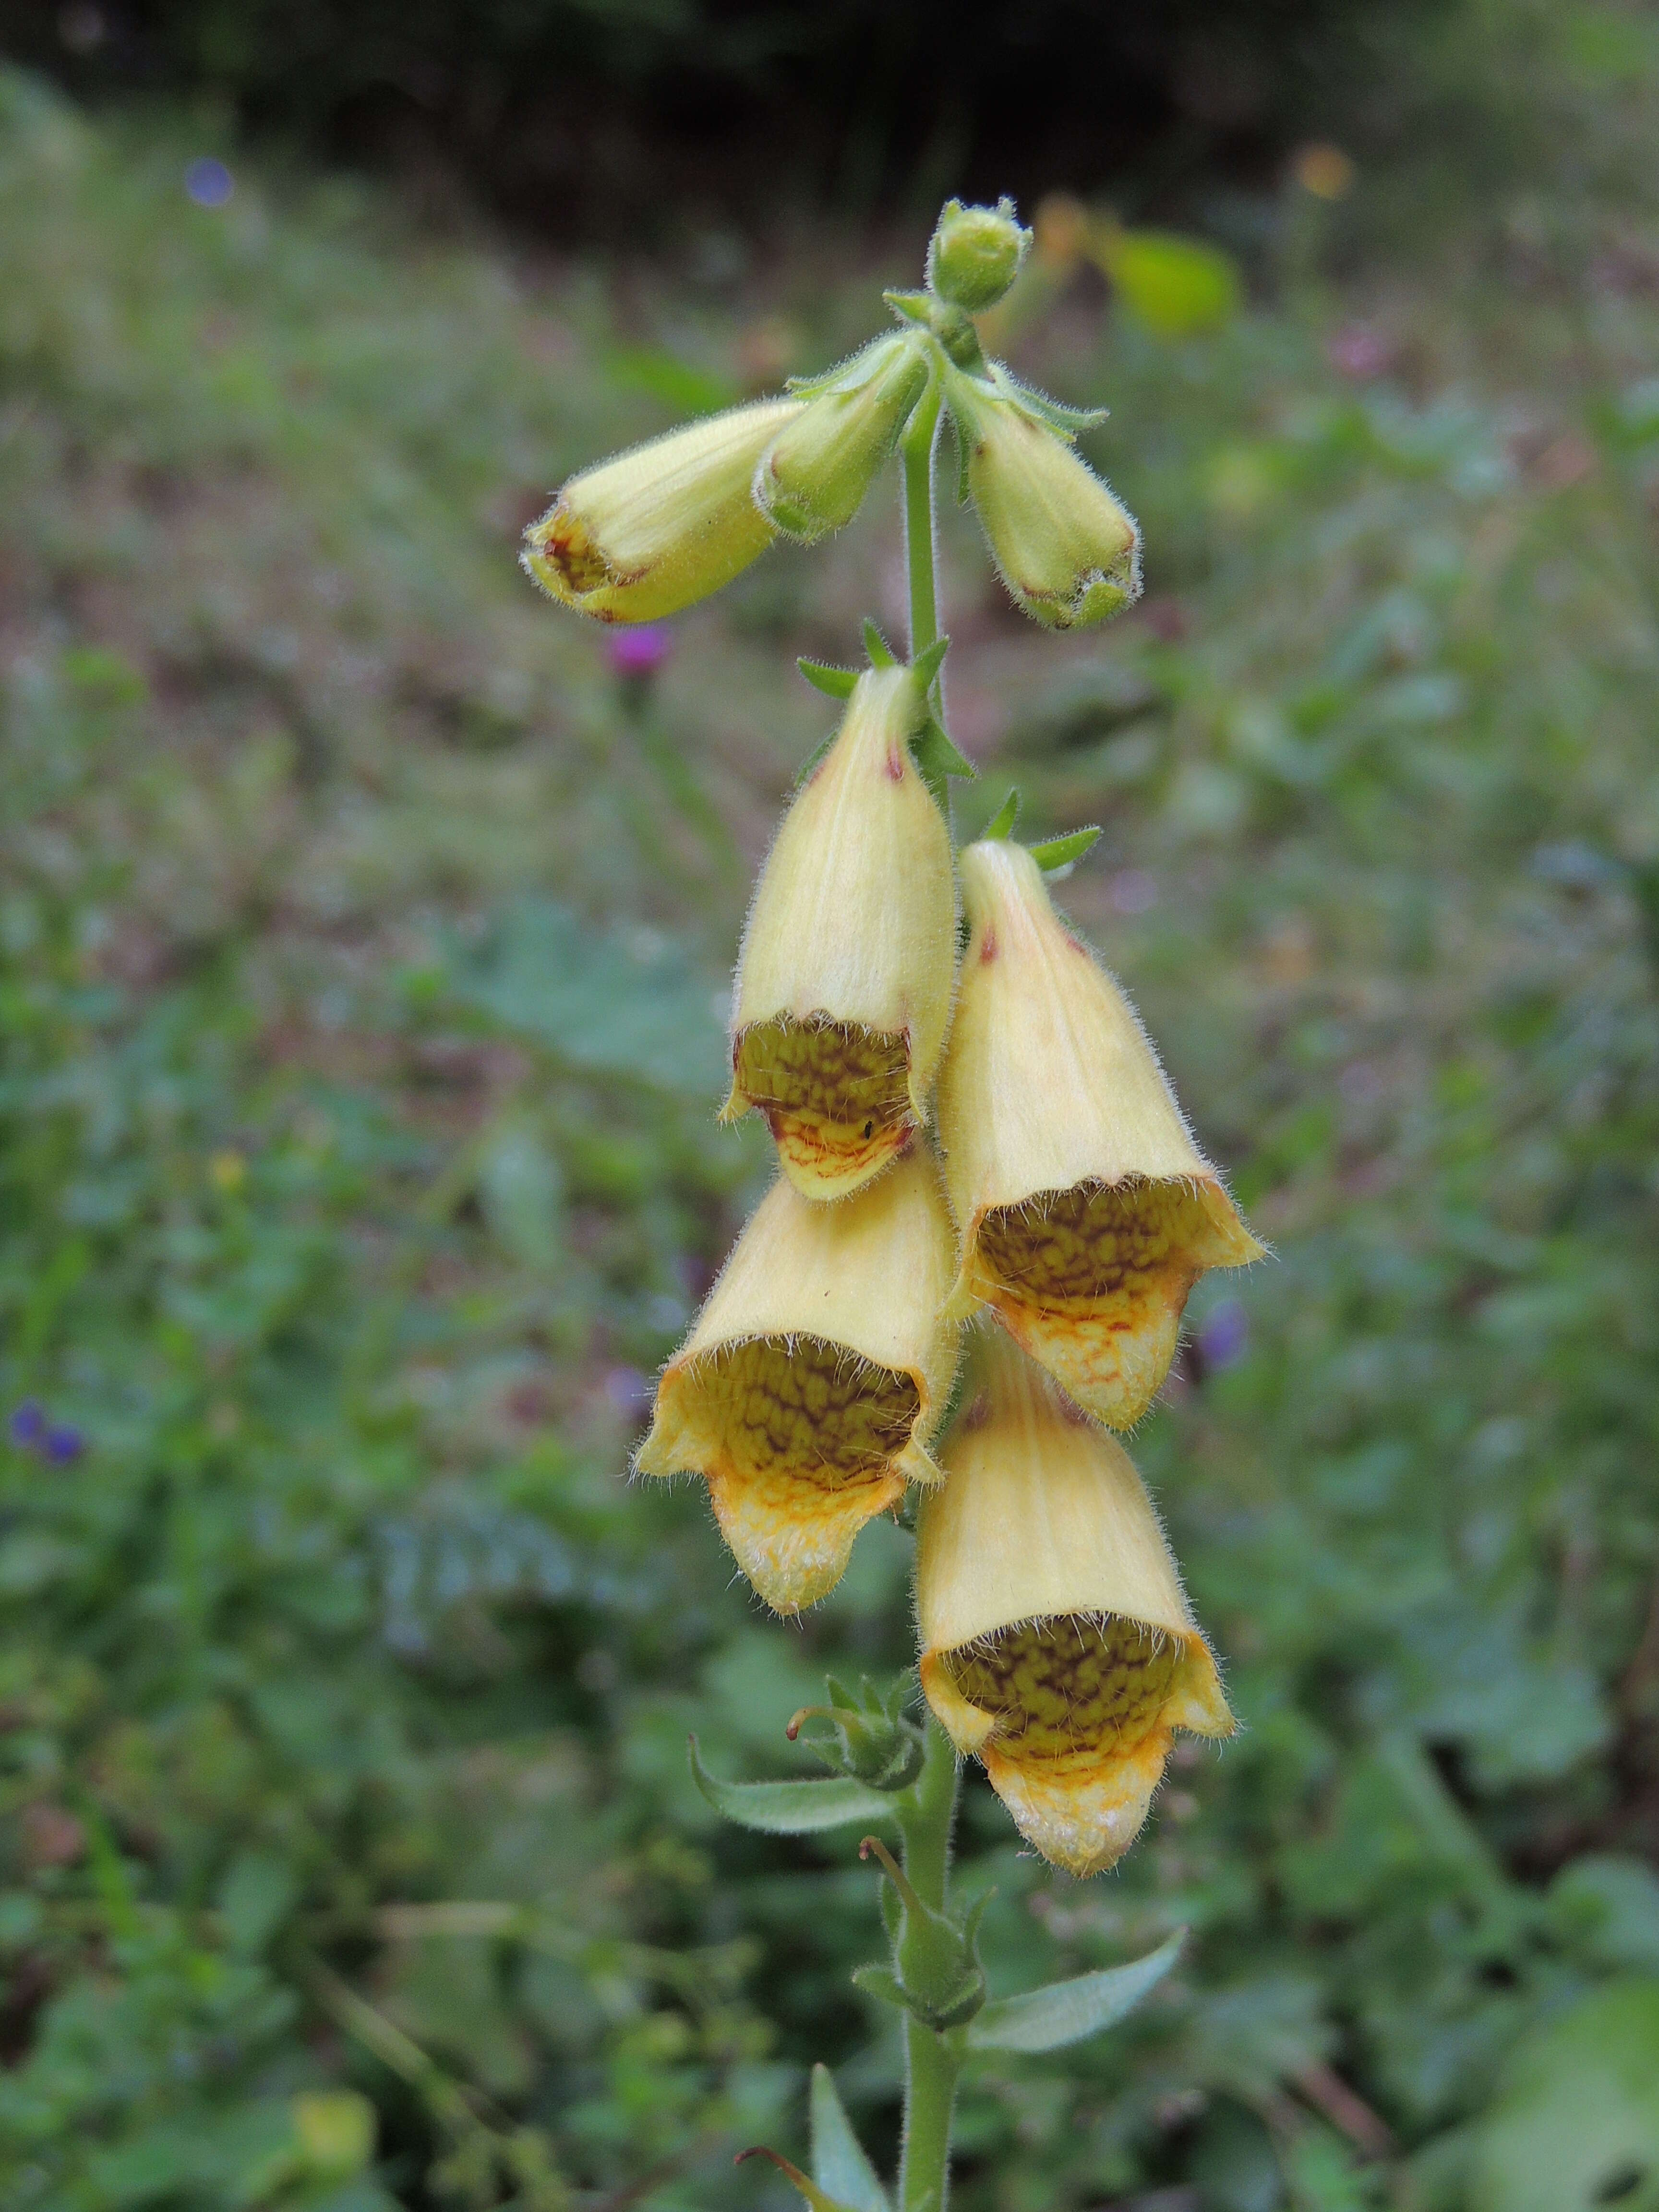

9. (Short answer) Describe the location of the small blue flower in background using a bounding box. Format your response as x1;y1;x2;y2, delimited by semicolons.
1196;1299;1250;1373
185;157;234;209
9;1403;86;1464
9;1401;46;1449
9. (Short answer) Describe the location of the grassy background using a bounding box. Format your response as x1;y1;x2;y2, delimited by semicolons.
2;7;1659;2206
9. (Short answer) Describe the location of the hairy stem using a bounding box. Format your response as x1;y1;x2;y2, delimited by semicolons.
896;391;960;2212
896;1721;961;2212
902;385;943;668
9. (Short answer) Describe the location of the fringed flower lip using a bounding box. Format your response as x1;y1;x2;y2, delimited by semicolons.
636;1144;960;1615
937;837;1262;1426
917;1327;1233;1877
723;663;959;1203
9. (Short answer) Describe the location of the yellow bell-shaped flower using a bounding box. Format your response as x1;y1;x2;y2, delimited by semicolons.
522;397;803;624
917;1328;1232;1876
724;664;958;1202
937;838;1261;1427
953;381;1140;630
637;1145;959;1614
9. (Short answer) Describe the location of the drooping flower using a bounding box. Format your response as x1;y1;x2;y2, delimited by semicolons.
723;664;958;1202
753;334;932;542
950;380;1140;630
937;837;1261;1427
637;1146;959;1613
917;1328;1231;1876
521;397;803;624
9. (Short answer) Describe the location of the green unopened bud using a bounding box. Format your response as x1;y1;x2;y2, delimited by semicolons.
755;337;931;542
927;197;1031;312
522;397;802;624
954;383;1141;630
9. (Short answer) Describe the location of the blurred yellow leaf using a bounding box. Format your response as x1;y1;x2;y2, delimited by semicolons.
1092;225;1241;340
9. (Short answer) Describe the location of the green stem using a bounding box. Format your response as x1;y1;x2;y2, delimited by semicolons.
896;1721;961;2212
896;395;959;2212
902;384;942;667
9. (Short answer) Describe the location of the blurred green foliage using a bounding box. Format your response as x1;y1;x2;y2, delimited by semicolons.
1;16;1658;2209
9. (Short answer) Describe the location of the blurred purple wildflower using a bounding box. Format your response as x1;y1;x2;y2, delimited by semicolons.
9;1401;46;1448
603;1365;653;1419
44;1425;86;1467
185;158;234;209
608;625;672;682
1197;1299;1250;1373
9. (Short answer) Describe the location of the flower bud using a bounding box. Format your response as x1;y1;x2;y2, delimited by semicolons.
754;336;931;542
521;397;803;624
637;1147;959;1614
918;1329;1231;1876
938;840;1261;1426
927;197;1031;312
724;665;958;1202
954;384;1140;629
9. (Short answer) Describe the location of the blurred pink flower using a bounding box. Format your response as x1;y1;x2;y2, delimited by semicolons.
608;625;672;681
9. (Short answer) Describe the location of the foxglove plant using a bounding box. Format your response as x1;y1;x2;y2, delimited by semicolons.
525;197;1259;2212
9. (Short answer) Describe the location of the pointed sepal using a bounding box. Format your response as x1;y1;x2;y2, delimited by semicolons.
883;289;935;330
689;1737;897;1834
1026;824;1101;876
911;635;950;691
964;1929;1185;2053
862;616;897;668
798;658;859;700
910;717;976;808
983;789;1021;841
809;2066;890;2212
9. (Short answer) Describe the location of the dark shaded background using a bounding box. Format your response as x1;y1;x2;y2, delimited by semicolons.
10;0;1453;232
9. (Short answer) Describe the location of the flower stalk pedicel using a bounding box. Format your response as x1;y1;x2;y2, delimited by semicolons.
636;1146;958;1613
938;836;1261;1426
521;397;802;623
918;1329;1232;1875
724;661;958;1201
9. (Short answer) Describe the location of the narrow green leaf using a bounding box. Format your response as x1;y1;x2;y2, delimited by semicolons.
983;789;1021;840
862;617;897;668
798;659;858;700
810;2065;890;2212
1027;824;1102;875
965;1929;1185;2053
737;2147;860;2212
911;636;950;689
688;1738;895;1834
